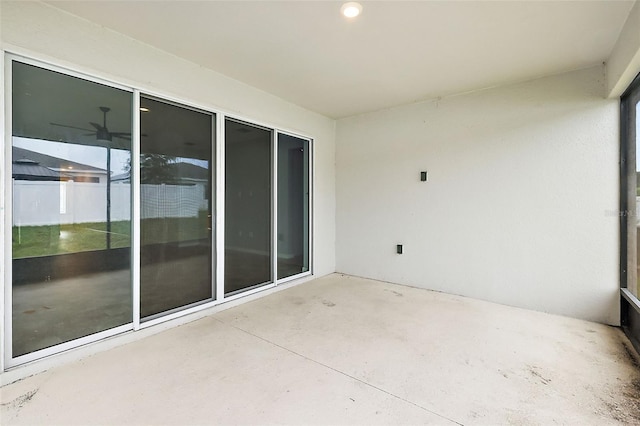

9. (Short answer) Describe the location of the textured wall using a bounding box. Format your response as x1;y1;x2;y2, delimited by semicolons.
337;66;620;325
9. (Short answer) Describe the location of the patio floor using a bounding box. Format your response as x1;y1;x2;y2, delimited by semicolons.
1;274;640;425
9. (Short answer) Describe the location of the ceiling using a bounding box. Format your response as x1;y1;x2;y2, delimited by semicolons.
47;1;635;119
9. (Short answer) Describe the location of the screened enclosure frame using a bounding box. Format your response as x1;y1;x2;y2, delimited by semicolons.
621;71;640;355
2;53;314;369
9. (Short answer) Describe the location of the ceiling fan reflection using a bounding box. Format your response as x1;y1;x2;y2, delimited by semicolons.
50;106;132;142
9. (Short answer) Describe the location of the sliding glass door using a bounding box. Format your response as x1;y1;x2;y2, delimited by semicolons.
5;56;312;366
277;133;310;279
10;61;133;358
225;119;273;294
139;96;215;319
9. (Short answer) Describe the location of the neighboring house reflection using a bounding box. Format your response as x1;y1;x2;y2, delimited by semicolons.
12;146;108;183
112;161;209;186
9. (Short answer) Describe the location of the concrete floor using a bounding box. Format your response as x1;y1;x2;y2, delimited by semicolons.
2;274;640;425
12;268;131;357
12;250;306;356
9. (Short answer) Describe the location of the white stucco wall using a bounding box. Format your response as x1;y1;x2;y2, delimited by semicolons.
336;66;620;325
0;1;336;278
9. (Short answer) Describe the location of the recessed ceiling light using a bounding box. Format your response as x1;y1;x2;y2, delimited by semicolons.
140;107;150;112
341;2;362;18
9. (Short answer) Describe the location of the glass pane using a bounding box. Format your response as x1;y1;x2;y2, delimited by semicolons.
140;97;214;319
277;134;310;279
12;62;132;357
225;119;272;294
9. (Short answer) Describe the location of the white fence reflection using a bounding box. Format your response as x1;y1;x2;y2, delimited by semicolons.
12;181;207;226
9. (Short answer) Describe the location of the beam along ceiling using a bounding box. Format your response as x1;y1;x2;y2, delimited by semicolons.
47;1;635;119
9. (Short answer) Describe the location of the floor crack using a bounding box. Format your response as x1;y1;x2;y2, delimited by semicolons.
215;318;464;426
